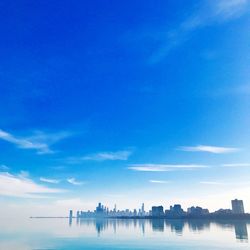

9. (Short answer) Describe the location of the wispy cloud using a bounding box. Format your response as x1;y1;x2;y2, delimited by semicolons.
18;170;30;178
0;172;64;198
149;0;250;63
0;165;10;171
149;180;171;184
178;145;239;154
128;164;208;172
67;150;132;163
222;163;250;167
0;129;71;154
67;178;85;186
40;177;60;184
213;0;249;20
82;150;132;161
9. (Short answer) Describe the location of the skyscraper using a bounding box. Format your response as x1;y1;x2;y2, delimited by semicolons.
96;202;104;214
231;199;245;214
141;203;145;215
69;210;73;218
152;206;164;217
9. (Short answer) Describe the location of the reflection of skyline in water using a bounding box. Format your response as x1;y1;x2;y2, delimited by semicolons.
216;220;249;242
70;218;249;241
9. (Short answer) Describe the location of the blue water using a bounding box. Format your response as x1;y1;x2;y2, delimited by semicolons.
0;218;249;250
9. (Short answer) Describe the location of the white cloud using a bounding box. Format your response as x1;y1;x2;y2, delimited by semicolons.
213;0;249;20
222;163;250;167
149;0;250;63
82;150;132;161
182;0;249;30
67;178;85;186
0;172;64;198
18;170;30;178
178;145;239;154
128;164;208;172
0;129;71;154
149;180;171;184
68;150;132;163
40;177;60;184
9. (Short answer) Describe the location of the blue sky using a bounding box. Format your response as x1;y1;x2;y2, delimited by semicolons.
0;0;250;216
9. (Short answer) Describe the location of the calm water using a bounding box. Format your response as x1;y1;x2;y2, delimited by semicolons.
0;218;250;250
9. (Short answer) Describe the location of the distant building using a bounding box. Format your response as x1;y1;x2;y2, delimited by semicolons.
133;209;137;216
165;204;186;218
141;203;145;215
76;211;80;218
172;204;183;213
214;209;232;215
168;204;185;217
187;206;209;216
232;199;245;214
96;202;104;214
152;206;164;217
69;210;73;218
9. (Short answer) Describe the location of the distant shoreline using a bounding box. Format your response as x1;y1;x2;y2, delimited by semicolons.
30;214;250;220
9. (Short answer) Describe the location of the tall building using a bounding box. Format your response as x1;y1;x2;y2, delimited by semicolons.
187;206;209;216
96;202;105;214
69;210;73;218
141;203;145;215
165;204;185;217
152;206;164;217
231;199;245;214
76;211;80;218
171;204;184;215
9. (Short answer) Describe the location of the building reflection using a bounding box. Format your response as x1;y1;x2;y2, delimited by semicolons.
188;220;210;232
151;219;164;232
215;220;248;242
166;220;185;235
69;217;249;241
95;219;108;236
234;221;248;241
69;217;72;227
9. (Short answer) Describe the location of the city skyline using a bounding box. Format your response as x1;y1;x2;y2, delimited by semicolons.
66;199;247;219
0;0;250;218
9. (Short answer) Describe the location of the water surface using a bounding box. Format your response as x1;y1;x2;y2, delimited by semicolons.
0;218;249;249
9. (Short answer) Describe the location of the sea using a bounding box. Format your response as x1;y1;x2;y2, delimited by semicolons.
0;218;249;249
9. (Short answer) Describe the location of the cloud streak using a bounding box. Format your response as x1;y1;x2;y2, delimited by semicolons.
178;145;239;154
128;164;208;172
67;150;132;163
0;129;71;154
0;172;64;198
222;163;250;167
149;0;250;63
0;165;10;171
40;177;60;184
149;180;171;184
67;178;85;186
